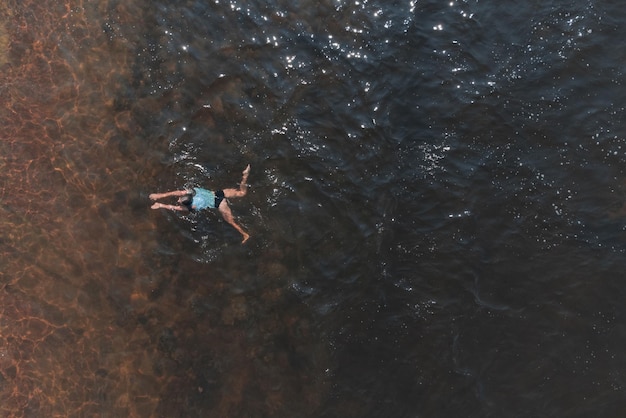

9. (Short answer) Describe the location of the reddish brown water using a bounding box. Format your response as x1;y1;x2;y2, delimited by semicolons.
0;2;328;416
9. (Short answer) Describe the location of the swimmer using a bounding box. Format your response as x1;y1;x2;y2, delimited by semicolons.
150;164;251;243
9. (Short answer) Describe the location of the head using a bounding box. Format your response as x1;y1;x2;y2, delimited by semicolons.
178;193;194;211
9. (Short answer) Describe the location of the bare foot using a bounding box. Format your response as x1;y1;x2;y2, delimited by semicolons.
241;233;250;244
151;203;161;209
149;193;159;200
242;164;250;176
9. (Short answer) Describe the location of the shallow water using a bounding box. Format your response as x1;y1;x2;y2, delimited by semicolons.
2;0;626;416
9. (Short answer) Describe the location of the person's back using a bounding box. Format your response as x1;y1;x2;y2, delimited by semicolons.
191;188;215;210
149;164;251;243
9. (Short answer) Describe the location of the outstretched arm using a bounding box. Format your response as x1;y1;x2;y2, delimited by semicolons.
151;202;188;211
149;190;190;200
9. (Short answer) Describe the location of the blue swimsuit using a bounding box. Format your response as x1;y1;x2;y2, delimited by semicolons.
192;188;225;210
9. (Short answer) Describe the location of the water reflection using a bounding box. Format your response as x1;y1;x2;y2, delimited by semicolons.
4;0;626;416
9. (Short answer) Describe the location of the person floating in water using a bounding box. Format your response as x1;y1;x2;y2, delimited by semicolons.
149;164;251;243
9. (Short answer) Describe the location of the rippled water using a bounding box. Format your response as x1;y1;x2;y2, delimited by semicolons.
2;0;626;416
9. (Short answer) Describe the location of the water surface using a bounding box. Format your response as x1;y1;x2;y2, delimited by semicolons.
1;0;626;416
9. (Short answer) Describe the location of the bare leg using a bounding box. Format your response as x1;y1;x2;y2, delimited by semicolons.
218;200;250;243
223;164;250;199
241;164;250;189
149;190;190;200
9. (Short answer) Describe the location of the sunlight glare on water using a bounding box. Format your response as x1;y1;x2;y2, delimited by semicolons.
2;0;626;416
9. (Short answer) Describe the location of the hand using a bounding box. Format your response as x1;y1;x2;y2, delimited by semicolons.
242;164;250;175
151;203;161;209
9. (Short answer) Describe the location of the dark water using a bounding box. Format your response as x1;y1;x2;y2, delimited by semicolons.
2;0;626;416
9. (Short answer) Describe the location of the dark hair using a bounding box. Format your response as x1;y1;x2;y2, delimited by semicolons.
180;194;194;211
